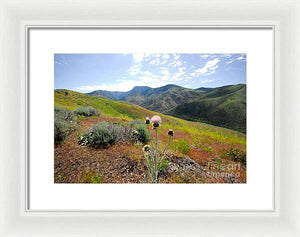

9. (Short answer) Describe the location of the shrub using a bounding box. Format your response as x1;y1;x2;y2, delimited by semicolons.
54;120;74;145
54;106;75;122
172;139;190;155
116;126;135;144
135;124;150;143
85;122;120;148
74;106;99;117
54;106;76;145
80;122;145;147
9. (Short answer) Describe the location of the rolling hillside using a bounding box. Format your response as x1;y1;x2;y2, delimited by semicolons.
55;89;245;144
168;84;246;133
88;84;246;133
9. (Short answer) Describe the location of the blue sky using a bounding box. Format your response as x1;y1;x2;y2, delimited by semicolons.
54;53;246;92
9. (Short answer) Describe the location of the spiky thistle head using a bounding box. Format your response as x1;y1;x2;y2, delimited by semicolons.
150;115;162;128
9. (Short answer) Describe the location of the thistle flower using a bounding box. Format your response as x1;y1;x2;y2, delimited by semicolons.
142;145;151;152
150;115;162;128
168;129;174;137
145;117;150;125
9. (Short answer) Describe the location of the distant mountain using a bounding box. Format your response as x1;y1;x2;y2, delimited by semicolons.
196;87;213;91
88;84;246;133
89;84;207;110
87;86;151;100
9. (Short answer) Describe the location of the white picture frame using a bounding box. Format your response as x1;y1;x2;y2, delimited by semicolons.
0;0;299;236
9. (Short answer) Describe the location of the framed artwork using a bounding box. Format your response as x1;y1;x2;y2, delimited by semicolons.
1;0;300;236
28;28;272;211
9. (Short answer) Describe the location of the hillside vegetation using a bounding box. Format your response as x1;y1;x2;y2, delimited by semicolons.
88;84;246;133
54;89;246;183
168;84;246;133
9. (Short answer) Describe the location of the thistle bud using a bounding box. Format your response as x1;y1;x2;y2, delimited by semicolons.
142;145;151;152
168;129;174;136
145;117;150;124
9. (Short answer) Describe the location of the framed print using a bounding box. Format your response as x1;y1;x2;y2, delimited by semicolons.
28;28;273;211
1;0;300;236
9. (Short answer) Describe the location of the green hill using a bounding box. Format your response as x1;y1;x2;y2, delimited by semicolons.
168;84;246;133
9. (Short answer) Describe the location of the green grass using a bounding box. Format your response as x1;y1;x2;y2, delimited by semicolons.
171;139;190;155
199;143;215;152
81;171;103;183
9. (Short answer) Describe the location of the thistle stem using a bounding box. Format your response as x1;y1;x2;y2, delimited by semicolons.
155;128;159;183
162;136;172;157
147;124;155;148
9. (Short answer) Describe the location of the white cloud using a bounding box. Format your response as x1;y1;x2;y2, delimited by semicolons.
132;53;144;62
150;58;161;65
128;64;142;75
173;54;180;60
55;58;71;65
166;54;182;68
142;70;152;76
76;53;213;93
162;54;170;60
225;54;246;64
171;72;185;81
191;58;220;77
160;60;168;65
168;60;182;67
160;67;170;76
236;55;246;61
147;53;173;66
225;66;232;71
223;54;233;58
75;81;135;92
178;67;185;73
132;53;180;67
129;53;187;85
75;76;162;92
201;54;210;59
199;79;215;85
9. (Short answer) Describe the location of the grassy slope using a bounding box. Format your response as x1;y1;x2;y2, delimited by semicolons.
55;89;246;149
